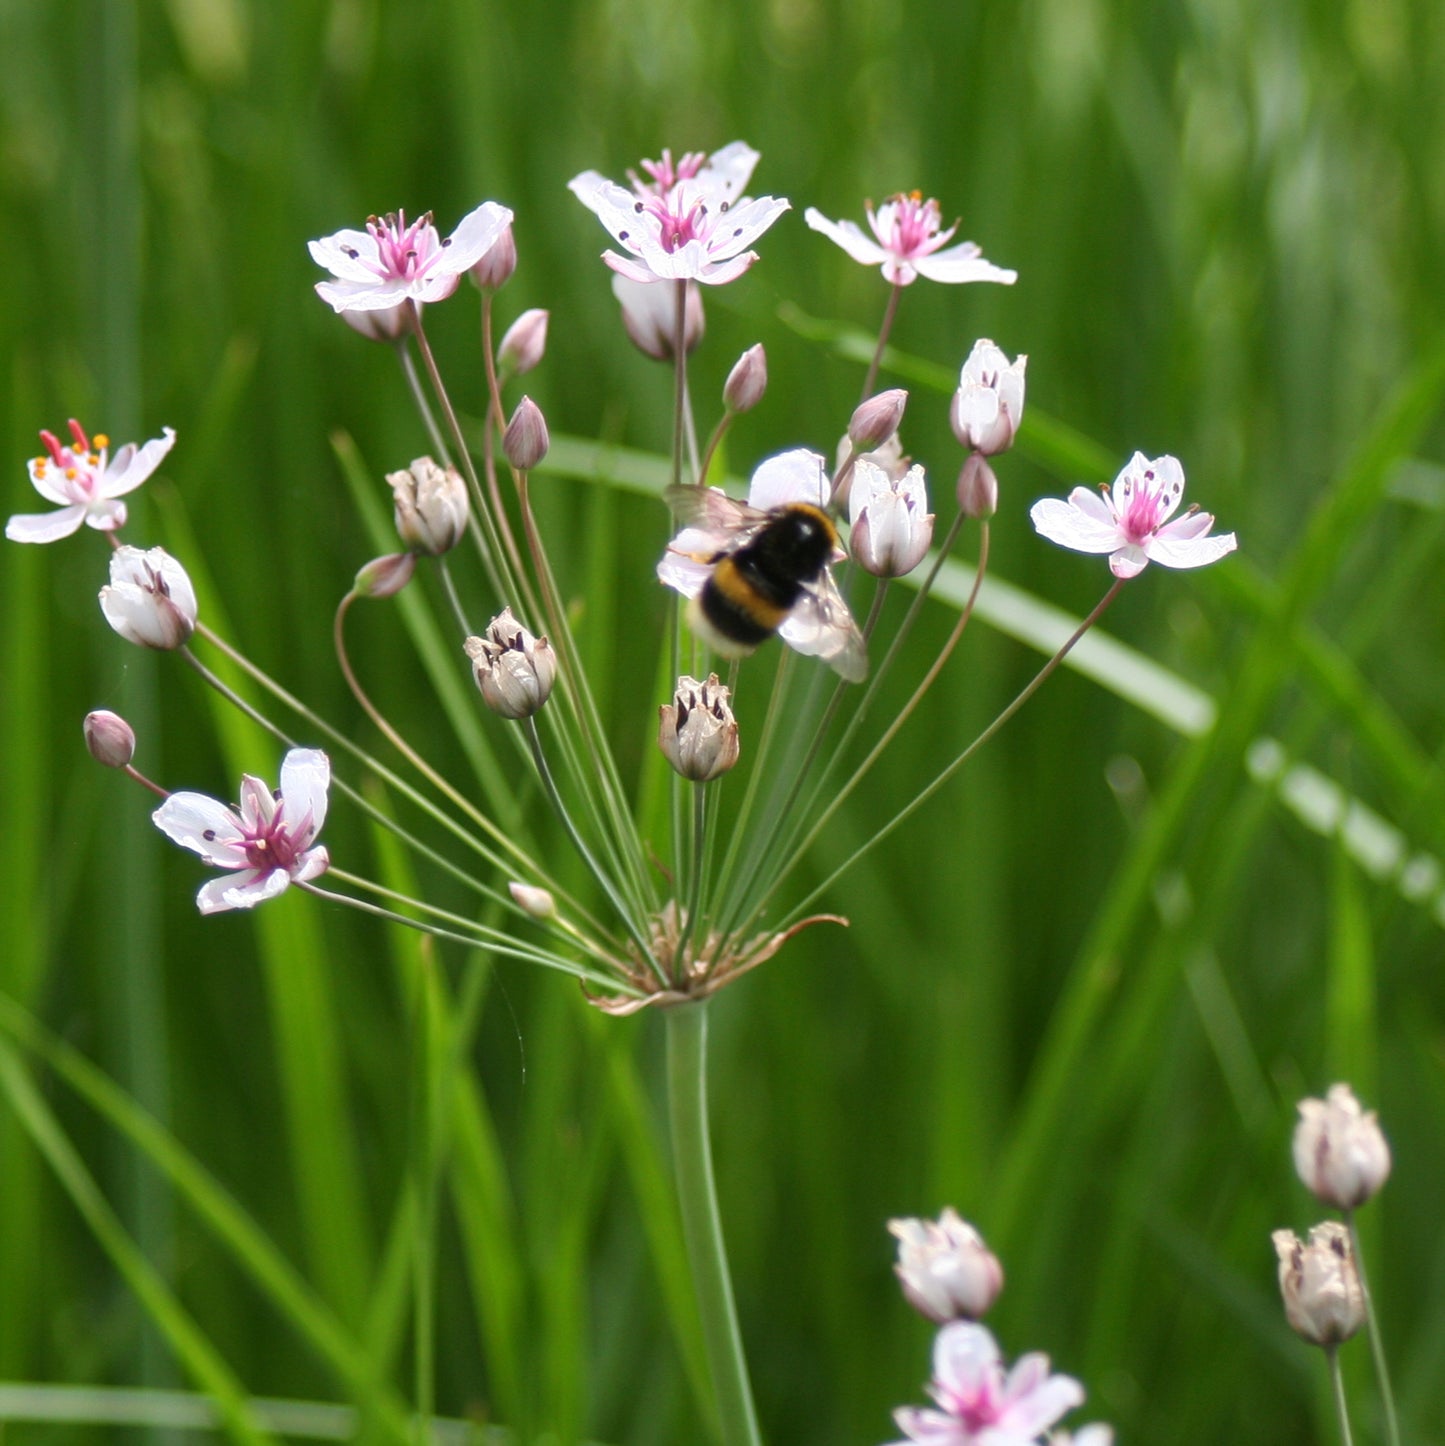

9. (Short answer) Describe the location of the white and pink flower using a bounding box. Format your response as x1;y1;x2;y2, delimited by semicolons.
1029;452;1237;579
804;193;1016;288
889;1321;1085;1446
850;460;934;578
569;140;789;286
7;420;175;544
99;545;198;650
309;203;513;314
153;749;331;914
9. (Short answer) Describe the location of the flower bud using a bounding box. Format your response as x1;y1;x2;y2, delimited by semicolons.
1272;1223;1365;1346
723;344;768;414
465;608;556;719
503;397;549;471
84;709;136;768
341;302;417;343
1292;1083;1392;1210
389;456;469;556
848;388;908;451
951;340;1026;455
658;673;740;782
956;452;999;519
354;552;417;599
497;308;549;378
99;545;198;650
471;221;517;293
509;881;557;920
888;1208;1004;1323
611;275;704;360
849;460;934;577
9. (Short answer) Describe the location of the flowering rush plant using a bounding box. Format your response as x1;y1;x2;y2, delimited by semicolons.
13;141;1237;1445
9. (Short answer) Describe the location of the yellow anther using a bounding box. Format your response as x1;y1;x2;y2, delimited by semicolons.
65;467;77;479
93;433;109;448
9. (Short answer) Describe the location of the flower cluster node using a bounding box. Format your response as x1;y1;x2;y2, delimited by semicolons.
503;397;550;471
354;552;417;599
850;459;934;577
84;710;136;769
497;307;549;377
100;545;198;650
951;340;1027;456
389;456;469;556
1292;1082;1391;1210
889;1208;1004;1323
658;673;740;782
465;608;556;719
1272;1222;1366;1346
723;343;768;414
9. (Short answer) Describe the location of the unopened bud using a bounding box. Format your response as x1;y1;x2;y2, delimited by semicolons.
509;881;557;920
848;388;908;451
888;1209;1004;1323
389;456;469;555
342;302;417;343
612;274;704;360
503;397;549;470
1292;1084;1392;1210
354;552;417;599
1272;1223;1365;1346
951;341;1026;455
471;222;517;293
84;710;136;768
956;452;998;519
99;545;198;650
658;673;740;782
723;344;768;414
465;608;557;719
497;308;549;378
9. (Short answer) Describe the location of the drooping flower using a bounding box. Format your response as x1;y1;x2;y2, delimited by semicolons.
153;749;331;914
804;192;1017;288
1272;1222;1366;1346
888;1321;1085;1446
889;1208;1004;1323
568;140;790;286
951;341;1027;456
496;308;549;377
1029;452;1237;579
611;274;705;359
850;460;934;578
309;202;514;314
1292;1083;1392;1210
99;545;198;650
7;420;175;544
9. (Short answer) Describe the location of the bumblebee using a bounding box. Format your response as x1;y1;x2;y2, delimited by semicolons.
664;485;868;682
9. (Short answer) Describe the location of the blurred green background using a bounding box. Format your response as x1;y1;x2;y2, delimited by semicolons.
4;0;1445;1442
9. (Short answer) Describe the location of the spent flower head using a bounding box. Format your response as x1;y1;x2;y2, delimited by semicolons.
1272;1222;1366;1346
152;748;331;914
310;202;514;314
8;420;175;544
99;545;198;650
465;608;557;719
889;1208;1004;1323
659;673;741;782
1292;1083;1391;1210
804;192;1017;288
1030;452;1238;579
389;456;469;556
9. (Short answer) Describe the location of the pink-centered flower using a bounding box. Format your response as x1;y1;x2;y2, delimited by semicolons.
1029;452;1237;579
7;420;175;543
309;202;513;314
153;749;331;914
804;192;1017;288
99;544;198;650
850;459;934;578
888;1322;1085;1446
569;140;790;286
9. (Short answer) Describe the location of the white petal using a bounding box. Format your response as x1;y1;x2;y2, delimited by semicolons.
566;170;611;212
291;845;330;883
913;249;1018;285
1029;496;1121;554
280;748;331;840
803;209;889;268
1068;486;1117;525
82;500;128;531
1110;544;1149;578
315;278;413;313
199;867;291;914
931;1320;1000;1395
154;793;249;866
439;201;514;274
308;229;382;282
602;251;666;285
698;141;760;204
5;505;88;543
410;272;464;305
587;182;654;252
657;536;715;598
26;457;85;505
1146;527;1238;570
707;195;790;258
101;428;176;499
748;448;829;510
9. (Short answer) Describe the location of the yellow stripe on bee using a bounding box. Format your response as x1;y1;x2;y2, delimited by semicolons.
710;557;788;628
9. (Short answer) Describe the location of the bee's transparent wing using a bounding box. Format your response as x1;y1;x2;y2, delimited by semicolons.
780;571;868;682
663;483;769;541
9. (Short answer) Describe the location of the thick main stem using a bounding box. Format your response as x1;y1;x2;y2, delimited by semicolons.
665;1002;761;1446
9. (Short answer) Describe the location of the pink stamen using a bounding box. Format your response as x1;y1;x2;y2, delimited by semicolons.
39;429;65;465
68;418;90;453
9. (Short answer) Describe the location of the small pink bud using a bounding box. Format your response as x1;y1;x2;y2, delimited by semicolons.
509;881;557;920
612;275;704;360
723;344;768;414
341;302;417;343
84;710;136;768
465;608;556;719
497;308;549;377
848;388;908;450
354;552;417;598
471;221;517;293
956;452;998;519
503;397;549;471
